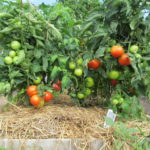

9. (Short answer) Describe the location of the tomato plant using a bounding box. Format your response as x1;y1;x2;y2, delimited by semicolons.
0;0;149;112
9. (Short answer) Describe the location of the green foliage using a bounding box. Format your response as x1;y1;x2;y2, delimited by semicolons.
112;122;150;150
110;95;143;120
0;0;149;111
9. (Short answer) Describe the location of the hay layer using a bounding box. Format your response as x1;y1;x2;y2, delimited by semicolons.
0;104;149;150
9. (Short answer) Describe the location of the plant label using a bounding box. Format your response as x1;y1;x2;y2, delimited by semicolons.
103;109;116;128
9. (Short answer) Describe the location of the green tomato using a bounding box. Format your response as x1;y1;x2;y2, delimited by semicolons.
84;88;92;97
119;98;124;104
129;45;139;53
69;62;76;70
33;76;42;84
9;50;16;58
10;41;21;50
77;92;85;99
13;56;21;65
108;70;120;80
135;53;142;58
76;58;83;65
112;99;119;105
74;68;83;76
4;56;13;65
85;77;94;88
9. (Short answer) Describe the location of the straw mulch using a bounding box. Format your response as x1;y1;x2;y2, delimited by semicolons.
0;103;149;150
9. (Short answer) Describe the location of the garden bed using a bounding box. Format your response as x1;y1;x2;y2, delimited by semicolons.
0;103;150;150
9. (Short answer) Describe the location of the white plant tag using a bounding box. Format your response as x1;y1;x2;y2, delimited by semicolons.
103;109;116;128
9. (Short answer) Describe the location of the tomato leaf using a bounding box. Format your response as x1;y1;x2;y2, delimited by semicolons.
50;55;58;64
62;75;71;90
31;64;42;73
95;47;106;57
42;57;48;72
34;49;42;59
50;66;61;81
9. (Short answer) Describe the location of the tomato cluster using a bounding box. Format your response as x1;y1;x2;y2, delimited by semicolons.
110;45;131;66
4;41;25;65
27;85;53;107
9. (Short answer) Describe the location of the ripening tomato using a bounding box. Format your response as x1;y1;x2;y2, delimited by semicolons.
88;59;101;69
57;80;62;85
52;83;61;91
111;45;124;58
43;91;53;102
30;95;41;106
27;85;38;97
111;80;118;86
118;53;131;66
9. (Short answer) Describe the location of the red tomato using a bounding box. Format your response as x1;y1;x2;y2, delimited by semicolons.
111;45;124;58
52;83;61;91
118;53;131;66
88;59;101;69
30;95;41;106
111;80;118;86
44;91;53;102
57;80;62;85
27;85;38;97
